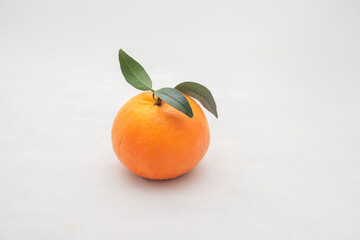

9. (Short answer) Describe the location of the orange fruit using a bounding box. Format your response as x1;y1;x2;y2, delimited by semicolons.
111;91;210;180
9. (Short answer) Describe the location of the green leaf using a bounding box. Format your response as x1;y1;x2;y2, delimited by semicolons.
118;49;153;91
175;82;218;118
154;88;193;118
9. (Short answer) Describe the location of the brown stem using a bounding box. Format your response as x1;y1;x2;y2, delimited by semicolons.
154;98;162;106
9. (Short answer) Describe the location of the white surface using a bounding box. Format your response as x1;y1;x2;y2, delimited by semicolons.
1;0;360;239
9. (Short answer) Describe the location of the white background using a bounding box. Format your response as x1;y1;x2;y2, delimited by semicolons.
1;0;360;239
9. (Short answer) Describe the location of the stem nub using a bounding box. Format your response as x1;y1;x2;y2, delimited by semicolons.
154;98;162;106
152;93;162;106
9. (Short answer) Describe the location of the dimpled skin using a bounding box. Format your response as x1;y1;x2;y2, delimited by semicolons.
111;91;210;180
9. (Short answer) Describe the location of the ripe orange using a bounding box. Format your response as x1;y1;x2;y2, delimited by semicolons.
111;91;210;180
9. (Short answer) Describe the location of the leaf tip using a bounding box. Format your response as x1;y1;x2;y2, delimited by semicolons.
119;49;126;57
188;111;194;118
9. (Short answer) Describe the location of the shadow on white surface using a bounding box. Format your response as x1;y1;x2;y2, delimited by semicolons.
114;163;207;191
